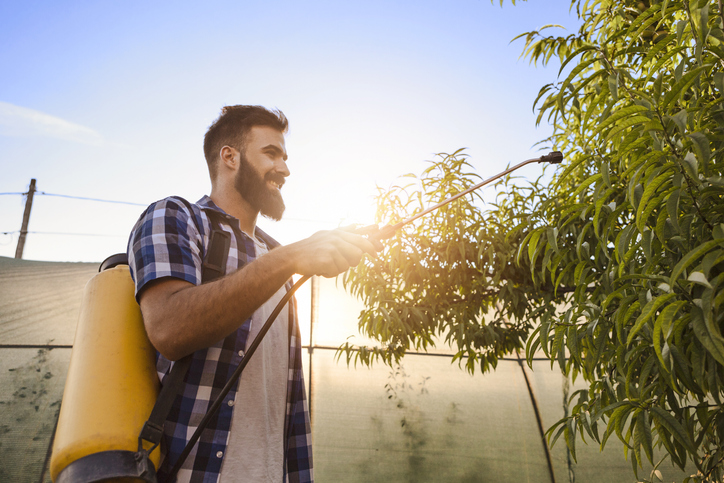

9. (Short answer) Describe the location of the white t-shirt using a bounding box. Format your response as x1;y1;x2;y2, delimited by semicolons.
218;238;289;483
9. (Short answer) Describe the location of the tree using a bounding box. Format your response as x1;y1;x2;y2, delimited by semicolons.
342;1;724;481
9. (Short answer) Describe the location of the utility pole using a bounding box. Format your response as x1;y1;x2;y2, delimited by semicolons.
14;178;36;259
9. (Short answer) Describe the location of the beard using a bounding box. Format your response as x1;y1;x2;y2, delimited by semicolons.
234;154;286;221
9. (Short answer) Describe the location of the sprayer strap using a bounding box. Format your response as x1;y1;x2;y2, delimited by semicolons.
139;210;230;449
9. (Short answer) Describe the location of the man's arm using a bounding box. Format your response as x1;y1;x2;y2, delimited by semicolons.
139;228;381;361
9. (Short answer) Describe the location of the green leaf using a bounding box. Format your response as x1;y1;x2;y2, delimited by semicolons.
691;305;724;366
688;132;711;165
650;407;697;455
605;116;652;141
666;188;681;234
547;226;559;253
670;240;724;286
558;57;599;104
661;65;709;109
528;229;544;265
644;46;687;84
558;44;598;75
627;293;677;345
670;109;688;134
683;152;698;180
642;33;676;66
608;73;619;102
571;173;603;200
714;72;724;95
638;411;654;465
553;154;592;189
653;301;685;374
594;105;651;136
636;167;675;231
688;271;712;288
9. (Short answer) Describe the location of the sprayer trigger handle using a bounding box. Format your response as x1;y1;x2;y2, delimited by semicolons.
353;224;380;236
374;225;398;241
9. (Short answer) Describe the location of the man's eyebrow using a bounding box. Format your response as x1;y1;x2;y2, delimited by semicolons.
262;144;288;160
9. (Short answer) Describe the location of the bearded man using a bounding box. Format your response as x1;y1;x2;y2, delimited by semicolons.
127;105;380;483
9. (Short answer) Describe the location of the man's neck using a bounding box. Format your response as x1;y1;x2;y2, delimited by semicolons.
209;188;259;237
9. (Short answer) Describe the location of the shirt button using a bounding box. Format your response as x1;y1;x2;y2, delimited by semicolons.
227;399;235;407
238;350;244;357
216;451;223;458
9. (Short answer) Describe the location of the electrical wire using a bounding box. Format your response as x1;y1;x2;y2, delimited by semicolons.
1;189;147;206
36;192;148;206
4;190;345;225
26;231;128;238
0;230;126;238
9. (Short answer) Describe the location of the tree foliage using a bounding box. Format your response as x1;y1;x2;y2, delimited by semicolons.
343;0;724;480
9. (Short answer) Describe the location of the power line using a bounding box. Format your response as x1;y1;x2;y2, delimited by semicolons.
16;231;127;238
1;189;147;206
4;186;355;225
37;192;147;206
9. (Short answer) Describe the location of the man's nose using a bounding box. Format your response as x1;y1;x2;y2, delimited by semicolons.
277;159;290;177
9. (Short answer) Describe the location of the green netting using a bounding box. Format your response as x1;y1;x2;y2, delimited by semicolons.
0;347;71;482
0;257;96;346
526;361;688;483
0;257;694;482
310;351;550;482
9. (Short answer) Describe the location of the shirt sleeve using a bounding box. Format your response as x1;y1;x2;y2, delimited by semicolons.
127;197;204;300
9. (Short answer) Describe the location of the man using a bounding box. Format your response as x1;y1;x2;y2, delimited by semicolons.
127;105;381;483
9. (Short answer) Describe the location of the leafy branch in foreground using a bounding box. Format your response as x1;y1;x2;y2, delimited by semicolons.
342;150;561;373
343;1;724;481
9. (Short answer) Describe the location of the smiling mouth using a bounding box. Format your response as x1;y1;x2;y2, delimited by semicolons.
268;179;284;190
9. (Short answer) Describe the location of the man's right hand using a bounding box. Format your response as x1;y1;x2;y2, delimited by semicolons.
285;226;383;278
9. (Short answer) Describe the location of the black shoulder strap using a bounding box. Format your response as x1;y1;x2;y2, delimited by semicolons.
137;207;231;458
255;227;281;250
201;212;231;282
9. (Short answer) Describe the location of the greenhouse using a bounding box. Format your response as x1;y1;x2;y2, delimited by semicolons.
0;255;688;482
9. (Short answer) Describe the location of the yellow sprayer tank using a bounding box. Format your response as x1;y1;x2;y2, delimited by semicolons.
50;264;161;482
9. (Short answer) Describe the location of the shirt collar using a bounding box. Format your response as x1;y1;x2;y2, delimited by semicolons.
196;195;235;220
196;195;273;245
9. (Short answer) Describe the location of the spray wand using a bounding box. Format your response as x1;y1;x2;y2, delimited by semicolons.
167;150;563;479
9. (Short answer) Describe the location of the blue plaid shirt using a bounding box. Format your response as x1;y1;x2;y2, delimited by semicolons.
127;195;313;483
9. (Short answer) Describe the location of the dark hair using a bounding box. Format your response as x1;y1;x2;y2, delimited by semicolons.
203;105;289;178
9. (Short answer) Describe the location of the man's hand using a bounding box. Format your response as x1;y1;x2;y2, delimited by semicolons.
286;226;383;278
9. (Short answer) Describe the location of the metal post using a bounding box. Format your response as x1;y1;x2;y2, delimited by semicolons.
308;275;319;426
14;178;36;259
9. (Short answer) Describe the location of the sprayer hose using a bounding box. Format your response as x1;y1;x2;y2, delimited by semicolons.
167;274;311;480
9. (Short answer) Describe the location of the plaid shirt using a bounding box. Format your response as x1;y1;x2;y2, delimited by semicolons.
127;195;313;483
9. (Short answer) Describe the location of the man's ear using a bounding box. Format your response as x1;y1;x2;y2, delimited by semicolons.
219;145;239;170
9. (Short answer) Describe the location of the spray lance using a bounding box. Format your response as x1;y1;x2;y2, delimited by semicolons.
166;150;563;479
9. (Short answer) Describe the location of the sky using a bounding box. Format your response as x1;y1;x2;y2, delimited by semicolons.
0;0;581;263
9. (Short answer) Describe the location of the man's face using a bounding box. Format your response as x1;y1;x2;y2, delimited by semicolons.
234;125;289;221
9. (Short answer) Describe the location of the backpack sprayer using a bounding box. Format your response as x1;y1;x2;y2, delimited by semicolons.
165;150;563;479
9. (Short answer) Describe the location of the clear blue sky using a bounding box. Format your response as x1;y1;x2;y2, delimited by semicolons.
0;0;579;262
